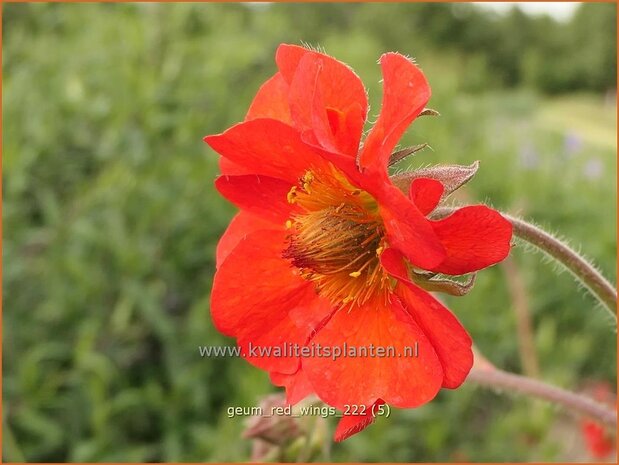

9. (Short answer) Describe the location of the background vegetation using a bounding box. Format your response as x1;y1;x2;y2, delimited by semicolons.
3;2;616;462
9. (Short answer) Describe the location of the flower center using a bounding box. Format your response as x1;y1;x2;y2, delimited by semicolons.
283;167;391;308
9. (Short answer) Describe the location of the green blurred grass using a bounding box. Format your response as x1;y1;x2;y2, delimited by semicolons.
3;3;616;462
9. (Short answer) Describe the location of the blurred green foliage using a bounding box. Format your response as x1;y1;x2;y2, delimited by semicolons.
3;2;616;462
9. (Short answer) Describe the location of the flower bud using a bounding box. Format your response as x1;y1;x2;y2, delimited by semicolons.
243;394;303;451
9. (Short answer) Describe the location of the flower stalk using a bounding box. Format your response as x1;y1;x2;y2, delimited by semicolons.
467;368;617;428
433;207;617;321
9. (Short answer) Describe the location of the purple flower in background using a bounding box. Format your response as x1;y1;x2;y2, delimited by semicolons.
564;131;583;157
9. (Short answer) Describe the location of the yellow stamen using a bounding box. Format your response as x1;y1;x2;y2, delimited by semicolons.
287;186;297;204
302;171;314;194
282;165;391;309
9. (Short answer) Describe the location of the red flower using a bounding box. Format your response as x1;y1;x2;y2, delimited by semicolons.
581;420;615;459
205;44;512;441
580;381;616;458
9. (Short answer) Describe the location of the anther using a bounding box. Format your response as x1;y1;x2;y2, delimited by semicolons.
349;271;362;278
302;171;314;194
287;186;297;204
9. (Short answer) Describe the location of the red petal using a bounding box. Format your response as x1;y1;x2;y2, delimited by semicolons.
380;248;473;388
214;174;293;223
216;211;279;269
397;284;473;388
245;72;292;124
430;205;513;275
378;247;408;281
276;45;367;120
334;400;385;442
359;53;431;172
303;295;443;409
288;53;338;153
212;229;333;373
270;369;315;406
218;156;253;176
278;44;367;156
205;119;329;184
211;229;308;337
334;102;365;156
377;184;446;270
409;177;444;216
275;44;308;83
239;290;334;374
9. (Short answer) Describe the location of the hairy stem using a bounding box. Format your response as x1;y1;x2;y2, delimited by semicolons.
468;368;617;428
434;207;617;320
